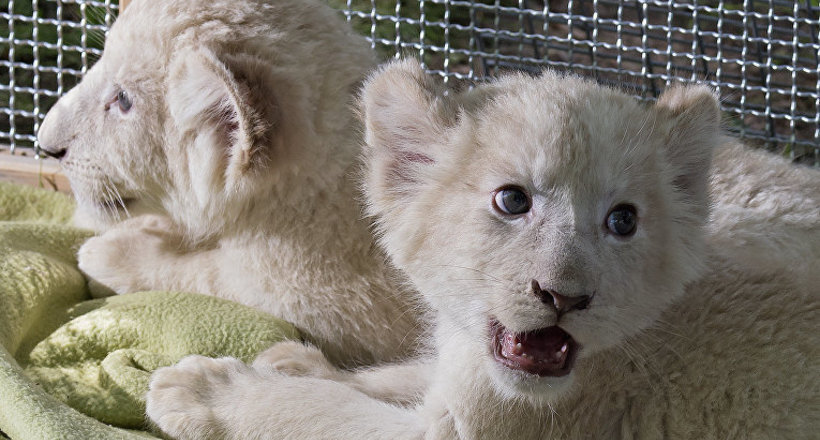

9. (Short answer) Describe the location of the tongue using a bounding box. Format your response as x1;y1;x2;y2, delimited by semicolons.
497;326;572;376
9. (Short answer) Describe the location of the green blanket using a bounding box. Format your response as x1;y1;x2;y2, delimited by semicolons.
0;182;301;439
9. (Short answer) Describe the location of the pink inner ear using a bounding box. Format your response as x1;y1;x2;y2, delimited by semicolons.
208;102;240;148
225;118;239;136
385;151;434;187
401;152;434;164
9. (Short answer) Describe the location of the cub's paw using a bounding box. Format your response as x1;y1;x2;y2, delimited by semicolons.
77;233;143;296
77;214;178;296
146;355;249;440
118;213;177;235
253;341;346;382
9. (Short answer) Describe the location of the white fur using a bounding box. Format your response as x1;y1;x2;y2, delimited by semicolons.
36;0;424;367
145;60;819;439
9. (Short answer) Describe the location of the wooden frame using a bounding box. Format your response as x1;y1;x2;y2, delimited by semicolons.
0;149;71;193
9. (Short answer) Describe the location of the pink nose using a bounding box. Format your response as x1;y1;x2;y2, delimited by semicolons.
531;280;591;315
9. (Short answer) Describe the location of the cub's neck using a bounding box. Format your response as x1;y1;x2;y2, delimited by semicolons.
425;316;553;440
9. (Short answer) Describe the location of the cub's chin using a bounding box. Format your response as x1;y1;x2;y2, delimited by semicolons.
74;196;147;231
486;319;580;401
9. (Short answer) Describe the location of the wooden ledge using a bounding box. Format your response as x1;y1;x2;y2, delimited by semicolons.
0;148;72;193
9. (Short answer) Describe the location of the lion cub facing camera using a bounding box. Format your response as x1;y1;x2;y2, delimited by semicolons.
146;60;818;440
35;0;421;367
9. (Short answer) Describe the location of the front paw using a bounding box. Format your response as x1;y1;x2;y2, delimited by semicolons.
77;215;177;296
146;355;249;440
78;233;140;296
253;341;346;382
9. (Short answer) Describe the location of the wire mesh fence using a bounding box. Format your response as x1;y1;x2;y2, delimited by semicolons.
2;0;819;164
1;0;116;153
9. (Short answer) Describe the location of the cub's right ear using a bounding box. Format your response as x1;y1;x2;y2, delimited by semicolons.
166;46;278;194
360;59;450;215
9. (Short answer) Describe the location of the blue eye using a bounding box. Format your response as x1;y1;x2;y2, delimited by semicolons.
117;90;132;112
606;204;637;236
493;187;531;215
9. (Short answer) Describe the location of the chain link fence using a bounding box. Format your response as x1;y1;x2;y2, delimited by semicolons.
2;0;819;164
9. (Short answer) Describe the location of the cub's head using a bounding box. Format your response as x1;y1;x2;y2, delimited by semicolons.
361;60;720;401
37;0;373;238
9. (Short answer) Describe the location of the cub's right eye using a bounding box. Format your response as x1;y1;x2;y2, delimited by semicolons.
105;89;133;113
493;187;531;215
116;90;132;112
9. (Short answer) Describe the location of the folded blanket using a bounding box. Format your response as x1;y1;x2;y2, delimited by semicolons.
0;182;301;439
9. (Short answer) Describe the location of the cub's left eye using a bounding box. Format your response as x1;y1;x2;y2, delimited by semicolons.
606;204;638;237
117;90;133;112
493;187;531;215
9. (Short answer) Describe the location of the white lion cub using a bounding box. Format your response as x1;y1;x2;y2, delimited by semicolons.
35;0;421;366
145;60;818;439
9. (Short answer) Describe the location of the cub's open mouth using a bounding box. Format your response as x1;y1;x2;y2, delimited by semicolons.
490;320;578;377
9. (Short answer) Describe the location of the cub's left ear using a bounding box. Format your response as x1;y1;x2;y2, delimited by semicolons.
359;58;452;218
167;47;278;184
655;85;721;213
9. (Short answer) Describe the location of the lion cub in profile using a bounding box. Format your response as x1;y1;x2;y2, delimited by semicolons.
145;60;818;440
35;0;421;366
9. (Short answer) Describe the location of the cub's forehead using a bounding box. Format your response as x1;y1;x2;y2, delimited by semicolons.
100;4;177;70
471;73;660;182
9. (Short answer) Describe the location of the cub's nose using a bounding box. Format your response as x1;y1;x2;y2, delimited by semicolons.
531;280;591;315
38;144;67;160
37;97;72;161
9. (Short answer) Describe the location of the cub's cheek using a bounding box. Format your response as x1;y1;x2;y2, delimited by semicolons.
563;319;633;355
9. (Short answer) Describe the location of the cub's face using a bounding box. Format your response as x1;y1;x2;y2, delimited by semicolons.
37;0;373;238
36;19;168;231
362;60;720;401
